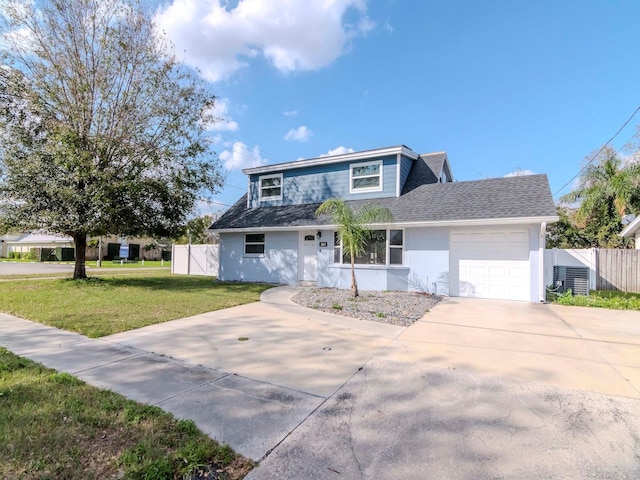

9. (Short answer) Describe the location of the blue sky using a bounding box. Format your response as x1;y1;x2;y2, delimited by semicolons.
153;0;640;215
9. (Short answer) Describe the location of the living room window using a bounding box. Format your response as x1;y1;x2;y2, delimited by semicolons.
259;173;283;201
335;229;401;265
350;160;382;193
245;233;265;255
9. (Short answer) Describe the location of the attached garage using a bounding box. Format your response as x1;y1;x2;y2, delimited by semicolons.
450;229;531;302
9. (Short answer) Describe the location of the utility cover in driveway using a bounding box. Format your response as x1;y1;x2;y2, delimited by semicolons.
450;229;530;301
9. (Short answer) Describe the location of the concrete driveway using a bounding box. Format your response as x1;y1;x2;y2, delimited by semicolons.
381;297;640;398
5;286;639;477
247;296;640;480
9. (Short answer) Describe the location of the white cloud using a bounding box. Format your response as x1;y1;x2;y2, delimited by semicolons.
320;146;355;157
284;125;312;142
155;0;372;82
504;168;536;177
207;98;238;131
283;110;298;116
220;141;268;170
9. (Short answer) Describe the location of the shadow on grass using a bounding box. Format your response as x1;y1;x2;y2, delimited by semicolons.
64;275;275;294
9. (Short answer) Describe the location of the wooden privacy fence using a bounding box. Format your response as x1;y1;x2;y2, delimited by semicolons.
596;249;640;293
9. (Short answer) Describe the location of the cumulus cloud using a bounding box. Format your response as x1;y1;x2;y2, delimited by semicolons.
284;125;312;142
220;141;268;170
504;168;536;177
207;98;238;131
283;110;298;116
320;146;355;157
155;0;373;82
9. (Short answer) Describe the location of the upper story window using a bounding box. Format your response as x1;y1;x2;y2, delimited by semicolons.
350;160;382;193
259;173;283;201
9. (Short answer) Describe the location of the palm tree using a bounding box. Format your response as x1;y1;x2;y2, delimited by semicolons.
316;199;392;297
560;148;640;247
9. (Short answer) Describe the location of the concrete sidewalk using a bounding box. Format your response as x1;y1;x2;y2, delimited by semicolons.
0;286;403;461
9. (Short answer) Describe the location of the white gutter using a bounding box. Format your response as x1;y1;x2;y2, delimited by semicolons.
211;215;560;233
539;221;546;302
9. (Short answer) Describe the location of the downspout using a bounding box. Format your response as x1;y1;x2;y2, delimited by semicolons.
539;222;546;302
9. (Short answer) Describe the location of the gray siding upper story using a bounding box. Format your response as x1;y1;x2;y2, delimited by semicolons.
399;155;414;193
248;154;399;208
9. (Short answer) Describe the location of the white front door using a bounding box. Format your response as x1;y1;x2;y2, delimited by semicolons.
299;231;318;281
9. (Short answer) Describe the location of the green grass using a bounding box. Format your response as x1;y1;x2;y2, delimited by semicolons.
0;269;170;281
0;259;171;268
0;348;254;479
551;289;640;310
0;274;272;337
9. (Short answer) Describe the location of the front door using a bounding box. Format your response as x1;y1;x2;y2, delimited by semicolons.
299;232;318;281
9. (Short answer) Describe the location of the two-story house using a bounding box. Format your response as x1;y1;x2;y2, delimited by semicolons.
210;145;558;302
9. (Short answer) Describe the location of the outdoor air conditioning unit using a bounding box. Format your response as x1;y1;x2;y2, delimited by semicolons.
553;266;589;296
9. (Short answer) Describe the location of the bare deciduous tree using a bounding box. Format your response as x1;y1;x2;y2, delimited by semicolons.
0;0;224;279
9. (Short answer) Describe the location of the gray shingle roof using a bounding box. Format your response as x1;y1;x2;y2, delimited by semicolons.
419;152;446;180
211;158;557;231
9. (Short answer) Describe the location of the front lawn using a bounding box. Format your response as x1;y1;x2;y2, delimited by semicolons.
551;289;640;310
0;274;272;337
0;348;254;479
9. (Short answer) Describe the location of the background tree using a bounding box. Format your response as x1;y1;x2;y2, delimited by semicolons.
173;215;218;245
557;147;640;248
0;0;224;279
545;207;591;248
316;199;392;297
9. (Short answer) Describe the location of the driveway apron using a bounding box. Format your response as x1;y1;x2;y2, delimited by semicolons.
380;297;640;398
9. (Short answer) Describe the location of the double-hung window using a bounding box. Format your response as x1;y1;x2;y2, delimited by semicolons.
389;229;404;265
350;160;382;193
245;233;265;255
259;173;282;201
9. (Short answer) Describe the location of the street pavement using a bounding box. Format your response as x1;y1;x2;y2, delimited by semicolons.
1;286;639;478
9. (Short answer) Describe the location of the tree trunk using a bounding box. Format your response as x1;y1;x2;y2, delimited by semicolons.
72;233;88;280
350;252;359;298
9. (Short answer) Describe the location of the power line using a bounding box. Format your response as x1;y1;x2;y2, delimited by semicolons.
553;105;640;197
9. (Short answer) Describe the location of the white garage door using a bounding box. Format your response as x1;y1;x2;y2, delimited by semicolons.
450;229;530;301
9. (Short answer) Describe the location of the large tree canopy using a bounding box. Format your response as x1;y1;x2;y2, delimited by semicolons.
553;147;640;248
0;0;224;278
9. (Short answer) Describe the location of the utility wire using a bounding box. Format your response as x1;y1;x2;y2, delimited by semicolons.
553;105;640;197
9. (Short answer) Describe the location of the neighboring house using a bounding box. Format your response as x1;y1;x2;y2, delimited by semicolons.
4;233;75;260
1;232;163;260
210;145;558;302
0;233;27;258
620;215;640;249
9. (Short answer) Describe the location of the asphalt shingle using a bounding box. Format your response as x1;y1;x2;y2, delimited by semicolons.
211;157;557;231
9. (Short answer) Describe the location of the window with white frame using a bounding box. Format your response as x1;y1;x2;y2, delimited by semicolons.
259;173;282;201
350;160;382;193
334;229;404;265
245;233;265;255
389;229;404;265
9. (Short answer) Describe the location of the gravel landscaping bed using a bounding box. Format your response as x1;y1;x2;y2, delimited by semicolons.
292;288;442;326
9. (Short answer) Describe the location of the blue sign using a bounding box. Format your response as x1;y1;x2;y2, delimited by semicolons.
119;244;129;259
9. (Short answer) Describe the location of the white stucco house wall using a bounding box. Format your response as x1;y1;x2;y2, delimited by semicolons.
620;215;640;249
209;145;558;302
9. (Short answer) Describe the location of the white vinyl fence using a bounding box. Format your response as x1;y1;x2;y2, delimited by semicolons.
171;244;219;276
544;248;597;291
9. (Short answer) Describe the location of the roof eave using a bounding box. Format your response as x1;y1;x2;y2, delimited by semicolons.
620;215;640;237
211;215;559;234
242;145;420;175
